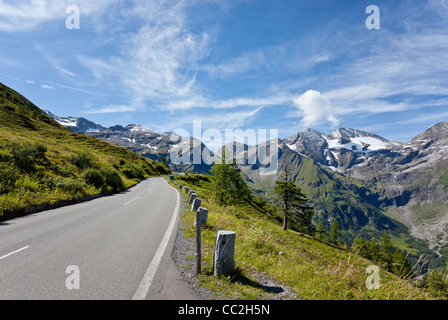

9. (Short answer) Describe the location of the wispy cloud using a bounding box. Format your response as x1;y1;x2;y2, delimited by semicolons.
77;0;212;112
41;84;55;90
86;104;136;114
0;0;121;32
34;43;76;77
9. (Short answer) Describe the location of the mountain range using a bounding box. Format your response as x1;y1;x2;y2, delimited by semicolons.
46;111;448;267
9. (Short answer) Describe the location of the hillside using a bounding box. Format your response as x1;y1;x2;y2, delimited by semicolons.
0;82;170;220
172;174;445;300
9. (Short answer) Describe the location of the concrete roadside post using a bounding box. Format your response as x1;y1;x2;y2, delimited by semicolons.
194;207;209;275
195;207;208;226
191;198;202;212
213;231;236;277
195;209;202;275
189;193;197;205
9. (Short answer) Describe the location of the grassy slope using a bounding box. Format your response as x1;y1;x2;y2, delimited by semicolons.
173;175;442;300
243;155;428;254
0;82;170;218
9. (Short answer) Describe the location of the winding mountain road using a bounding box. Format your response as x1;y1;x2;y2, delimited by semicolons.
0;177;197;300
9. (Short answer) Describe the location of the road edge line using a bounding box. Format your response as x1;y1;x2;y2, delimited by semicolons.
132;181;180;300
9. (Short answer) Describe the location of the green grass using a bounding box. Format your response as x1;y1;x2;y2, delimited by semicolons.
439;170;448;190
0;82;170;218
173;174;443;300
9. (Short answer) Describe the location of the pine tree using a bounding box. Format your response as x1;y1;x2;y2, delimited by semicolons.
328;220;341;245
380;232;393;271
367;237;380;262
210;148;252;206
352;237;368;258
316;220;325;241
272;180;314;233
426;269;447;293
391;249;412;278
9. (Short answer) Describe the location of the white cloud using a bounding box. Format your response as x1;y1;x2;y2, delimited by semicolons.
0;0;120;32
86;105;136;114
79;0;211;109
311;54;331;64
162;93;291;111
41;84;55;90
293;90;339;128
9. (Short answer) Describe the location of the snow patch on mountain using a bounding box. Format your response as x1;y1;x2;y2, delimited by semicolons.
325;136;390;153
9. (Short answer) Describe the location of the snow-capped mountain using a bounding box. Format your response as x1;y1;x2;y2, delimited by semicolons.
43;110;106;133
90;123;215;173
46;109;448;259
282;127;401;173
45;110;214;172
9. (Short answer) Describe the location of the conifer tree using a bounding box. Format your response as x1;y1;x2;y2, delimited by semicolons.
380;232;393;271
352;237;368;258
391;249;412;278
210;147;252;206
316;220;325;241
367;237;380;262
329;220;342;245
273;180;314;232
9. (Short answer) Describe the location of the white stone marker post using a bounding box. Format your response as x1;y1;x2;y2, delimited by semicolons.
196;207;208;226
213;231;236;277
195;209;202;275
191;198;202;212
194;207;209;275
189;193;197;205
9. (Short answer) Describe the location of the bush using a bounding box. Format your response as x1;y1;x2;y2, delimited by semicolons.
15;175;40;192
0;148;13;163
8;141;48;172
101;167;124;191
121;163;145;180
0;164;19;194
83;168;105;189
55;177;86;194
69;150;98;170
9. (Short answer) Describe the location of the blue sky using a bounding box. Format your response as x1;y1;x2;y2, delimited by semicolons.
1;0;448;149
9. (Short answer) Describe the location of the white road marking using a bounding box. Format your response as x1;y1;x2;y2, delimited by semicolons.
123;197;140;206
132;184;180;300
0;246;31;261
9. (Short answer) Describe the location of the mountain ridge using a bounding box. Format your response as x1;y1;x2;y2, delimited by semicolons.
45;110;448;265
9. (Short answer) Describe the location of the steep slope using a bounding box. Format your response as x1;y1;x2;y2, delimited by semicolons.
0;82;169;220
249;124;448;263
237;139;412;241
174;174;441;300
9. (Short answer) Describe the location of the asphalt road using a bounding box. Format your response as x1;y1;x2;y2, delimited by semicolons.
0;177;198;300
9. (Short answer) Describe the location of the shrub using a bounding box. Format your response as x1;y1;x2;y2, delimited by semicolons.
15;175;40;192
0;148;13;163
101;167;124;191
69;150;98;170
8;141;48;172
121;163;145;180
83;168;105;189
0;164;19;194
55;177;86;194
